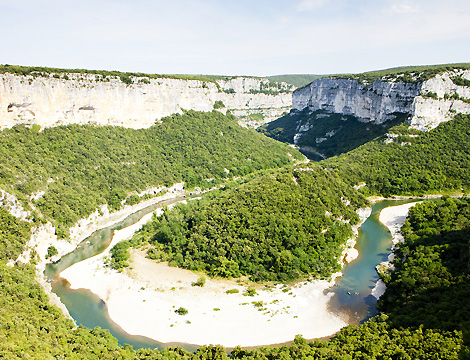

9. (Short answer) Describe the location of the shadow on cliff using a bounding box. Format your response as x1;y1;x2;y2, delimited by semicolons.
258;109;409;160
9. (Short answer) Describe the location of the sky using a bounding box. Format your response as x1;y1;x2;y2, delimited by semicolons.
1;0;469;76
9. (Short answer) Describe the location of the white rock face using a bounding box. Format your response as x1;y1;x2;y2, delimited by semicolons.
0;189;31;221
293;70;470;130
410;70;470;130
0;73;293;129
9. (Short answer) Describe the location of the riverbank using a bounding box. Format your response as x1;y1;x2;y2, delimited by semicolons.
13;183;189;320
371;201;421;299
59;207;372;347
368;193;465;204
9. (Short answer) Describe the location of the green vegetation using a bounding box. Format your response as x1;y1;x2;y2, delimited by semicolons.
239;112;266;125
192;276;206;287
267;74;327;88
0;110;301;237
330;63;470;85
324;113;470;196
244;288;258;297
230;197;470;359
226;288;239;294
378;197;470;334
2;64;470;357
1;202;467;358
174;307;188;315
259;109;409;159
270;64;470;89
231;320;462;359
212;100;225;109
451;76;470;87
0;207;31;261
0;64;237;88
115;166;367;281
45;245;58;259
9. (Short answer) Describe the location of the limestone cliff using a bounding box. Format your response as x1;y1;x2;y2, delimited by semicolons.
293;69;470;130
1;73;293;129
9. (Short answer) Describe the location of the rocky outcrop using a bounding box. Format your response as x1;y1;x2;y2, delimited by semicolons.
293;70;470;130
0;189;31;221
0;73;293;129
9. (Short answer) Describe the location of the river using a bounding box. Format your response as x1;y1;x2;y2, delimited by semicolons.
46;198;416;350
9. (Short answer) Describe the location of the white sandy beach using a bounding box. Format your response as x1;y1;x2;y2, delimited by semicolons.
371;201;421;299
379;202;421;249
58;206;371;347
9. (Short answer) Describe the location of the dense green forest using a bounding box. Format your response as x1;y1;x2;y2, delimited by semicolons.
1;199;467;358
258;110;409;160
111;166;368;281
378;197;470;334
0;207;31;261
324;113;470;196
0;110;301;237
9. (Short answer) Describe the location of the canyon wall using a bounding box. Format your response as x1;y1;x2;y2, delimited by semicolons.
0;73;293;129
293;70;470;130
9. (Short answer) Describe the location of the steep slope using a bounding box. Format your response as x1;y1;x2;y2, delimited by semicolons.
0;110;302;237
323;113;470;196
112;166;368;282
0;65;293;129
293;69;470;130
260;66;470;159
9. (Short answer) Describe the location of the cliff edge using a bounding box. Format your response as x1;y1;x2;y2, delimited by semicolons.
1;72;293;129
293;69;470;130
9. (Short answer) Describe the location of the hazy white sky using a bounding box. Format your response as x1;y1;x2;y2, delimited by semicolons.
1;0;469;76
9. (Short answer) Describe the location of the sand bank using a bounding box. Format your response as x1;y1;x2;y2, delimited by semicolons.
11;183;188;320
371;201;421;299
59;207;369;347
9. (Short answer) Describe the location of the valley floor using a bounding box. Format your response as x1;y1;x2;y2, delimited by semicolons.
60;211;349;347
56;200;420;348
371;201;421;299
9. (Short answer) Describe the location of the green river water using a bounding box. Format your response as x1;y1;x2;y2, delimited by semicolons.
45;198;417;350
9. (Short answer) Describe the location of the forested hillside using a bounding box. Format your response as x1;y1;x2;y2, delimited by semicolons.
324;113;470;196
2;70;470;357
0;110;301;237
111;166;368;281
258;109;408;160
2;197;467;358
378;197;470;334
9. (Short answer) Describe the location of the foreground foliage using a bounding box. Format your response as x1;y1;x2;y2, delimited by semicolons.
0;110;301;237
113;166;367;281
1;207;465;359
379;197;470;335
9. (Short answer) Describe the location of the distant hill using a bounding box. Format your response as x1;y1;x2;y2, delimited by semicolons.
268;63;470;88
267;74;327;87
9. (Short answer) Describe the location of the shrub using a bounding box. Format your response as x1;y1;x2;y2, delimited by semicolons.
175;307;188;315
192;275;206;287
213;100;225;109
243;288;257;296
45;246;58;259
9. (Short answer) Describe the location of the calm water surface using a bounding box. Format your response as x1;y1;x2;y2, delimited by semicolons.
327;199;419;324
46;198;417;349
